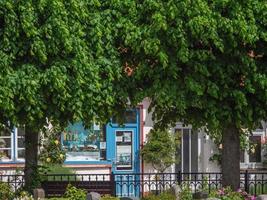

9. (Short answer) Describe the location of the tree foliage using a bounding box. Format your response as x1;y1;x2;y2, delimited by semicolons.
0;0;125;130
110;0;267;133
2;0;265;149
141;129;177;173
101;0;267;189
0;0;126;191
0;0;266;190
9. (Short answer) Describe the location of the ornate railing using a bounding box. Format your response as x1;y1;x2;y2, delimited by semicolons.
0;171;266;197
0;174;24;193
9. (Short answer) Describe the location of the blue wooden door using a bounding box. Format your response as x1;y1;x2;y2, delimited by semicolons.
106;110;140;197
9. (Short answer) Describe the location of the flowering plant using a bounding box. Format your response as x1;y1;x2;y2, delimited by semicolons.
209;187;256;200
39;125;66;164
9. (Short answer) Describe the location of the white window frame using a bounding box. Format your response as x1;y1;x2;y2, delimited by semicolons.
240;130;264;169
0;127;25;163
115;129;134;171
15;127;25;162
0;128;14;162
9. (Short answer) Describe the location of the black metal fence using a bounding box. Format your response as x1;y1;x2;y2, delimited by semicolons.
41;173;115;197
113;171;267;197
0;174;24;193
0;171;266;197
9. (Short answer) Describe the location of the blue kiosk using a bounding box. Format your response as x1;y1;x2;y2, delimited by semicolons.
61;109;141;196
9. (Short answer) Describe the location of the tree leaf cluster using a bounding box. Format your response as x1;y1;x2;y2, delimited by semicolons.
110;0;267;135
0;0;266;138
141;128;177;172
0;0;125;128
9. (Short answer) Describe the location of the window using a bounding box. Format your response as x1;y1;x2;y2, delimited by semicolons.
240;133;263;167
112;110;137;124
240;150;245;163
116;131;133;170
62;122;106;162
0;126;25;162
16;127;25;161
249;136;261;163
0;127;12;161
174;126;198;173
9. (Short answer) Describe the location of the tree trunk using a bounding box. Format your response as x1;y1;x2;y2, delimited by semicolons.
24;126;39;192
221;124;240;190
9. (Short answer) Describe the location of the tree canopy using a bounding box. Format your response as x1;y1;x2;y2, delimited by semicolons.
0;0;266;190
111;0;267;132
103;0;267;189
0;0;128;190
2;0;265;144
0;0;125;130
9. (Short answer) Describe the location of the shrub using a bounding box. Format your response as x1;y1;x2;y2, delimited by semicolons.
14;191;34;200
64;184;86;200
0;182;14;200
44;164;74;174
141;128;178;172
101;195;119;200
141;191;175;200
39;125;66;165
40;164;76;181
179;184;193;200
141;193;158;200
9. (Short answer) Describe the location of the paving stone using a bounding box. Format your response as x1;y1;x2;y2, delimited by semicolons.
257;195;267;200
33;188;45;200
86;192;101;200
193;191;209;199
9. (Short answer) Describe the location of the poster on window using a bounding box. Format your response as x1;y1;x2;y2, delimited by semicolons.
116;131;133;170
116;145;132;170
62;122;105;161
123;132;132;142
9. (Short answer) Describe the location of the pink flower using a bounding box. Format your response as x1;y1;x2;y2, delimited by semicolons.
250;195;256;200
217;189;225;195
237;188;242;193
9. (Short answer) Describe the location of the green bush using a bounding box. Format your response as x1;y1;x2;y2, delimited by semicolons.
141;129;177;172
44;164;74;174
39;126;66;165
178;184;193;200
41;164;76;181
0;182;14;200
15;191;34;200
101;195;119;200
64;184;86;200
141;192;175;200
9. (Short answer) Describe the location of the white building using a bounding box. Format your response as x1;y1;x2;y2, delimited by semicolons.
0;99;266;176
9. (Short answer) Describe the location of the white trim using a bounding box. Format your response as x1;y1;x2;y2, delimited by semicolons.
0;128;13;161
198;137;201;172
189;129;191;173
14;128;17;161
181;130;184;173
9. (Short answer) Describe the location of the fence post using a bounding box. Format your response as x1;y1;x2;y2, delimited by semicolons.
155;173;159;195
111;172;116;196
177;171;182;185
244;170;249;193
